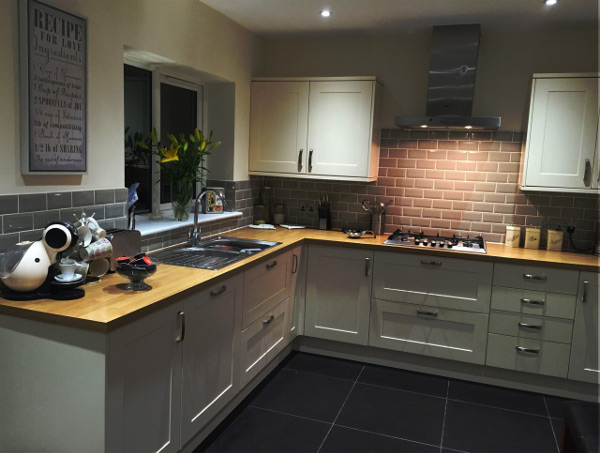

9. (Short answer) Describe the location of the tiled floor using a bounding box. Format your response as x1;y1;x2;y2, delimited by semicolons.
195;352;569;453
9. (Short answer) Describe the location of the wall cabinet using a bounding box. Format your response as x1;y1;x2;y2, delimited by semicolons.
249;77;381;182
305;245;373;345
180;275;243;446
521;73;599;193
569;272;599;383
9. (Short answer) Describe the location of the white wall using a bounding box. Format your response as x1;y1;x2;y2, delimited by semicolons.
260;27;598;131
0;0;263;194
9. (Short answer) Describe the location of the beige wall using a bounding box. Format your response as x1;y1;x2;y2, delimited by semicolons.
0;0;263;194
260;27;598;131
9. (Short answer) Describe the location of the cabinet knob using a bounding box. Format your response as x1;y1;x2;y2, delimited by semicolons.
263;314;275;326
266;260;278;270
210;285;227;296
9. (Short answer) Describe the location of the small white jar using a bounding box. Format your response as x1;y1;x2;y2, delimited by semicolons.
505;225;521;248
546;229;564;251
524;227;541;249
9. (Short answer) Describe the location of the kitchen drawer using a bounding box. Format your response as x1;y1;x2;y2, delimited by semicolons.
491;286;576;319
489;311;573;344
373;251;493;313
243;250;291;328
369;299;489;365
486;333;571;378
239;298;290;388
493;263;578;294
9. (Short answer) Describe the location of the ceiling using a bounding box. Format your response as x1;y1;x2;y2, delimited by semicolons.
199;0;598;37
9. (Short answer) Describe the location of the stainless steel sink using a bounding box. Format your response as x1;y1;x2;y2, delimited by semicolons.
150;237;281;270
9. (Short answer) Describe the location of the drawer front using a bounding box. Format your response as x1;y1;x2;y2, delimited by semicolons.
243;251;291;328
373;251;493;313
491;286;576;319
240;298;289;388
489;311;573;344
369;299;489;365
493;263;578;294
486;333;570;378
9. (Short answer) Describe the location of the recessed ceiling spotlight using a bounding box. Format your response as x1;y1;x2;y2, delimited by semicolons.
320;9;331;17
544;0;558;5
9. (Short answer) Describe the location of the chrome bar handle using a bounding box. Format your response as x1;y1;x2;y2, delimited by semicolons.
518;322;542;330
523;273;547;281
210;285;227;297
308;149;313;172
292;254;299;274
297;149;303;171
421;260;442;266
175;311;185;343
583;158;592;183
582;280;589;303
417;309;439;317
266;260;278;270
521;298;545;306
516;346;539;355
263;314;275;327
365;257;371;276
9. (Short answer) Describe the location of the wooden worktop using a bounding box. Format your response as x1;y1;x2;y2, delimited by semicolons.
0;227;597;332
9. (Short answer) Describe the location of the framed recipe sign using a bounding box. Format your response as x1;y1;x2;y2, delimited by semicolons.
19;0;87;174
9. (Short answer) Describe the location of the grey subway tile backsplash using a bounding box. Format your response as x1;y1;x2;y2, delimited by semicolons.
33;209;62;229
47;192;72;209
0;195;18;215
72;190;95;207
105;203;126;219
4;213;34;233
0;233;19;251
115;188;128;203
19;229;43;242
95;189;115;205
19;193;46;212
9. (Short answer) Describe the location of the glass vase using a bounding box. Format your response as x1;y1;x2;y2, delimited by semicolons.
171;181;193;221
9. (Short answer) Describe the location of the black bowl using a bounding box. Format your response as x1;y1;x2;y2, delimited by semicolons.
116;260;157;291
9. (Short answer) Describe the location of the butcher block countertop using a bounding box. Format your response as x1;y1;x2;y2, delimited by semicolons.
0;227;597;332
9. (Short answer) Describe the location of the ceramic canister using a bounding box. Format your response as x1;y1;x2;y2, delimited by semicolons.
546;229;564;251
524;227;541;249
505;225;521;247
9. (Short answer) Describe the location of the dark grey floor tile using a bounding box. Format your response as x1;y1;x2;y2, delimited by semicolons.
544;395;572;419
336;383;445;446
448;379;547;416
443;400;557;453
202;406;329;453
551;418;564;450
283;352;363;381
321;426;439;453
250;368;353;422
358;364;448;397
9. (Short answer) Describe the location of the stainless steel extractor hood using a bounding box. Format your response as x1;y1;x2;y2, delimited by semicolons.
395;24;501;130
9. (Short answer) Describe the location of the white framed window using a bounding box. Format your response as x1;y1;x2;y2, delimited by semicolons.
124;62;205;218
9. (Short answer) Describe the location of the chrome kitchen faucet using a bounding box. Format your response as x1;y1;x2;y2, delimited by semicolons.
189;190;227;247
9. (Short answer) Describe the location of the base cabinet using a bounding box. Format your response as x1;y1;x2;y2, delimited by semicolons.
569;272;600;383
305;245;373;345
180;275;243;446
288;245;305;340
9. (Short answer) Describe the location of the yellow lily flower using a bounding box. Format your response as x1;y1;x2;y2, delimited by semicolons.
160;143;180;163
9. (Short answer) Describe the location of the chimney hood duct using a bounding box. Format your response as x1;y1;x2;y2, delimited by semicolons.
395;24;501;130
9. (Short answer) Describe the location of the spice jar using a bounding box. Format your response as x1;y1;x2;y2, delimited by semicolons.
546;229;564;251
524;227;541;249
505;225;521;248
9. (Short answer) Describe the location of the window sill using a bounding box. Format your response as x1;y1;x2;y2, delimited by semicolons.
134;211;242;237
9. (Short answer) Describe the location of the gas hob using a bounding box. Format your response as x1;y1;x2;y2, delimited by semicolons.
384;229;487;254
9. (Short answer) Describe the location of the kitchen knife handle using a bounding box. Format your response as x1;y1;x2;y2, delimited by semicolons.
176;311;185;343
518;322;542;330
308;149;313;172
584;159;592;183
292;254;298;274
582;280;589;303
210;285;227;296
521;298;545;306
365;257;371;276
523;273;547;281
516;346;539;355
297;149;303;171
266;260;278;270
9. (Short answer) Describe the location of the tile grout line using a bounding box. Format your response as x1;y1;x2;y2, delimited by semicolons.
316;365;365;453
439;380;450;453
544;396;561;453
334;423;443;451
246;405;331;425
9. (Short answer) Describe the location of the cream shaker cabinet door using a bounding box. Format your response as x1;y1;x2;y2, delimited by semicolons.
107;302;184;453
307;80;377;178
180;274;243;446
289;245;305;339
305;245;373;345
568;272;600;384
249;81;309;174
523;75;599;192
